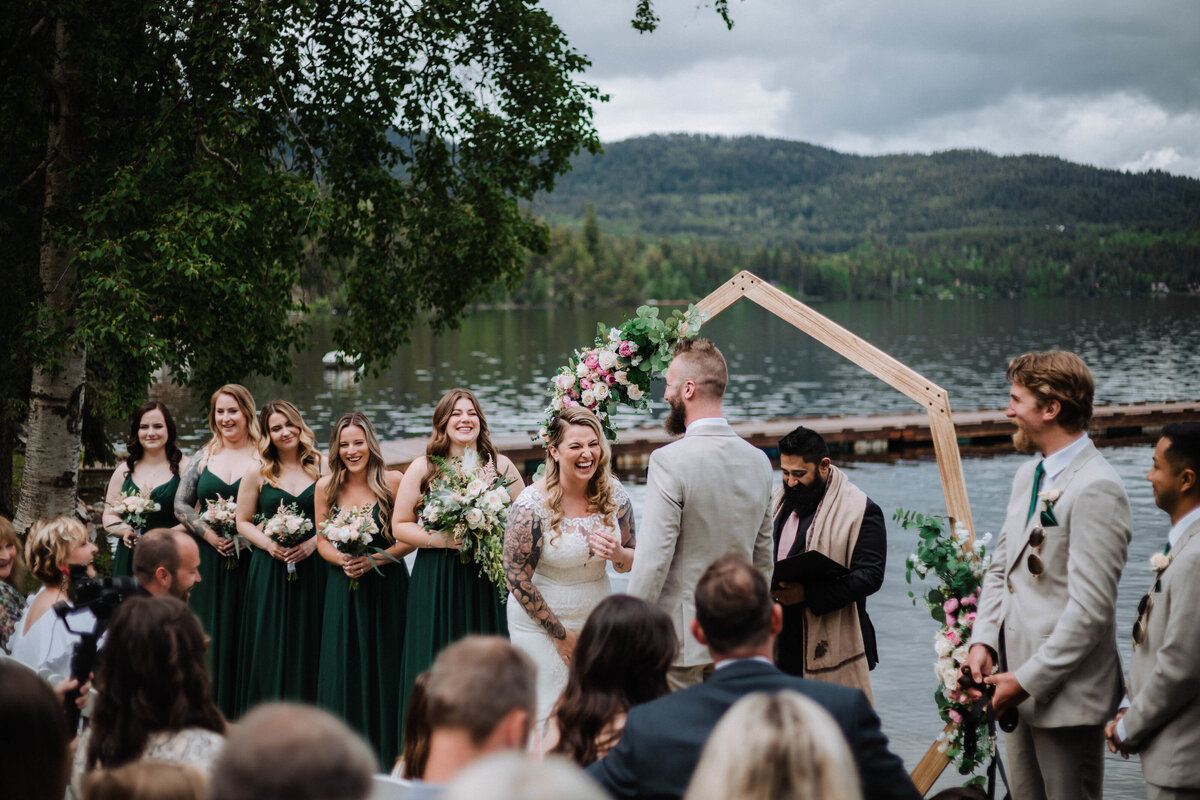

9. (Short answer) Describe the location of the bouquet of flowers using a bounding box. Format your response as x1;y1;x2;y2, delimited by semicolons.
262;501;313;581
897;509;993;784
320;504;394;591
419;450;514;597
108;488;160;546
200;494;245;569
535;304;707;443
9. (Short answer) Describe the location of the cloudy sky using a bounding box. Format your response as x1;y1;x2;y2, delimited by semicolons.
540;0;1200;178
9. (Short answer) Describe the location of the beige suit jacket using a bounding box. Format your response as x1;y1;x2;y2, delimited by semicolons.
1124;516;1200;789
972;440;1131;727
627;420;775;666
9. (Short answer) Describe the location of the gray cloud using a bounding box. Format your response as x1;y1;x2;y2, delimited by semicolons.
542;0;1200;176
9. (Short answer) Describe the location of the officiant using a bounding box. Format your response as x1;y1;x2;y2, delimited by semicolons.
770;426;885;702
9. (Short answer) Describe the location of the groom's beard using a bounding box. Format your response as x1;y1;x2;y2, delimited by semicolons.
664;395;687;436
782;474;827;519
1012;421;1038;455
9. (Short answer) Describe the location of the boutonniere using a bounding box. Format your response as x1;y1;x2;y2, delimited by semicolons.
1037;488;1062;526
1150;552;1172;577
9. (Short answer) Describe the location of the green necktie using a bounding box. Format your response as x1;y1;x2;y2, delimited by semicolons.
1026;461;1045;524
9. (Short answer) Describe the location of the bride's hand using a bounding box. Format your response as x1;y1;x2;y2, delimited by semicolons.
589;529;619;561
553;628;578;666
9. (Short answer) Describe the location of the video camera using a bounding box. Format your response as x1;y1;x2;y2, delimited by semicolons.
53;565;139;730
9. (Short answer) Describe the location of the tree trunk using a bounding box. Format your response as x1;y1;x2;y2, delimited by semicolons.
14;20;86;534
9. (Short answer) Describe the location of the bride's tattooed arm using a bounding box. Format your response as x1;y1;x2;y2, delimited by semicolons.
503;502;566;641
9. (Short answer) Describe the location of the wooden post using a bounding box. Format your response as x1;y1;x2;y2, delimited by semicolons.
695;271;975;793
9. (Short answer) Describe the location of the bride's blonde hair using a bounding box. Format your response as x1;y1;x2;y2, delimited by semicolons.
543;407;616;541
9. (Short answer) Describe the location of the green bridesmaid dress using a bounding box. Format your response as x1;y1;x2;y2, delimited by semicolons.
189;468;250;719
316;505;409;766
237;481;326;711
396;544;508;743
110;473;180;577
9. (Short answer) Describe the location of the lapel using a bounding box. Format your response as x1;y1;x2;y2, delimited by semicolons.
1007;442;1099;575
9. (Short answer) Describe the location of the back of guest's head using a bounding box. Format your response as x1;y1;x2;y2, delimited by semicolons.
0;515;27;590
399;671;432;779
778;426;830;464
442;753;609;800
87;596;223;772
132;529;182;585
25;516;88;586
1006;350;1094;432
684;691;862;800
928;788;988;800
694;553;774;655
425;636;536;746
84;762;206;800
671;338;727;400
0;661;72;800
552;595;676;765
1162;422;1200;481
207;703;376;800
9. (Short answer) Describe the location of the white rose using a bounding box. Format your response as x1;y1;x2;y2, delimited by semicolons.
630;356;642;366
952;644;970;665
627;385;643;401
581;388;596;407
592;383;609;401
466;479;486;498
614;370;628;385
934;636;953;658
608;327;622;343
286;516;301;533
465;508;485;529
597;350;618;370
551;396;564;411
485;489;508;513
576;361;590;378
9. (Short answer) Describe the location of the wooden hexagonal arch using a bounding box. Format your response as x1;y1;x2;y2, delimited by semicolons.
697;271;971;793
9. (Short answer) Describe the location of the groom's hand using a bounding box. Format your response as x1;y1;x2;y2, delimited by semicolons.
985;671;1028;714
771;581;804;605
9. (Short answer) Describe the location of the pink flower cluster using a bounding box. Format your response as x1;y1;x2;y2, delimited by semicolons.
942;593;978;637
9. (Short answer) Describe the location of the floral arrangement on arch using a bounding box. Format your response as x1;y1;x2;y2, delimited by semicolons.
896;508;994;782
535;304;707;443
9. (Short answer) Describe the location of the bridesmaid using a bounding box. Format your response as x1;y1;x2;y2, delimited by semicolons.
393;389;524;735
234;399;326;708
315;412;411;765
174;384;260;718
102;401;184;577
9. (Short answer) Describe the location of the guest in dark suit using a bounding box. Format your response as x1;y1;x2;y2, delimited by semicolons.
771;426;885;701
586;553;918;800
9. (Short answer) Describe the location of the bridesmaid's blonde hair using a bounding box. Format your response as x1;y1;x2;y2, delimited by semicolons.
257;400;320;486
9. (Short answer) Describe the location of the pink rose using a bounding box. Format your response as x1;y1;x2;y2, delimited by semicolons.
584;354;600;370
947;709;963;724
963;611;977;625
945;629;961;646
561;397;576;408
618;341;637;357
943;597;959;614
945;614;956;629
962;594;977;607
605;372;617;385
580;378;592;390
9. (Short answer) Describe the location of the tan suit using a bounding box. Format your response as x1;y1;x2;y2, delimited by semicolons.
1124;516;1200;795
972;440;1132;799
628;419;774;669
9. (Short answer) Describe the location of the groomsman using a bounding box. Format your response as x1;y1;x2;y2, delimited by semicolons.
965;350;1132;800
629;337;775;689
1106;423;1200;800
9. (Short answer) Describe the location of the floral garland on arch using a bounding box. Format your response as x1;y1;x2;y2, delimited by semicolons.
534;304;707;443
896;508;994;784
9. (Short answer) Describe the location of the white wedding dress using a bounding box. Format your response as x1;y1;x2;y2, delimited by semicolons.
506;480;629;723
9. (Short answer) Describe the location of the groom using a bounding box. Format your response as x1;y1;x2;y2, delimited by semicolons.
628;337;775;689
964;350;1132;800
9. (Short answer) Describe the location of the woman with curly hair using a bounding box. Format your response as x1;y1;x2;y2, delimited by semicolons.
9;517;97;676
392;389;524;735
235;399;325;709
503;406;636;724
173;384;260;718
0;516;29;654
102;401;185;577
70;595;225;797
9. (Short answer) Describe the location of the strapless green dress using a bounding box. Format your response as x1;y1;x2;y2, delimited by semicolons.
237;481;326;711
111;473;180;578
189;468;250;718
316;505;409;766
396;545;508;745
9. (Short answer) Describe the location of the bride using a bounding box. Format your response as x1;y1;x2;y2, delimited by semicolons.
504;406;636;723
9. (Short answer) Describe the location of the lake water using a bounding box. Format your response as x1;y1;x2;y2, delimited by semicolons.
150;294;1198;793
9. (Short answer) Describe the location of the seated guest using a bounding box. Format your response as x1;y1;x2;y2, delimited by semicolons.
9;517;98;677
414;636;536;797
444;753;609;800
545;595;675;765
0;660;72;800
133;529;202;602
394;671;432;780
206;704;376;800
683;690;862;800
586;554;918;800
72;596;225;796
1;516;28;654
83;762;206;800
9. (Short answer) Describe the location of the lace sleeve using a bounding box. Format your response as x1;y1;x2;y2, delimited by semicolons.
503;496;566;641
611;477;635;547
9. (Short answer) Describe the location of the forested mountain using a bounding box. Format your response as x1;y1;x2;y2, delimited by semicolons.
530;134;1200;251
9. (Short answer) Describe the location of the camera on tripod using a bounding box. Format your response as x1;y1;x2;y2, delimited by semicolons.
53;564;139;730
